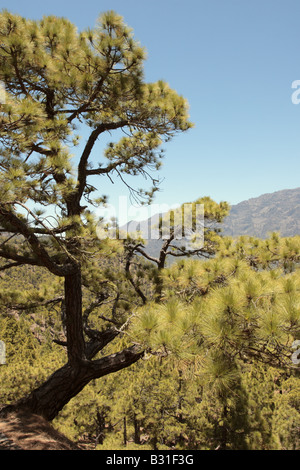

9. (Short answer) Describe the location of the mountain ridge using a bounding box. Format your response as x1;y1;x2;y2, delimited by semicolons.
222;187;300;238
120;188;300;259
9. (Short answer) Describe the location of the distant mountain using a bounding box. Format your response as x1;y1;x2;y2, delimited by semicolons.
121;188;300;259
222;187;300;239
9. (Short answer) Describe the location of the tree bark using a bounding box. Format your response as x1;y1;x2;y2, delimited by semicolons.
95;409;106;446
8;346;144;422
123;416;127;447
134;413;141;444
64;270;86;363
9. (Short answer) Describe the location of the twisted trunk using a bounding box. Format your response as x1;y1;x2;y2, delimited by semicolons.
2;265;144;421
11;346;144;421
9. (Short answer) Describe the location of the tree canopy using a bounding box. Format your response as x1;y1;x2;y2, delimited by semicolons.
0;9;194;419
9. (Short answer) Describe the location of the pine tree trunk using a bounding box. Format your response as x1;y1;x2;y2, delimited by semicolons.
220;403;228;450
155;234;174;300
95;410;106;446
123;416;127;446
64;269;86;364
134;413;141;444
0;248;144;422
14;362;90;421
4;346;143;421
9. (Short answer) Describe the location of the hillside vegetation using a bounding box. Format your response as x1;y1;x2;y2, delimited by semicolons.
1;231;299;450
0;10;299;451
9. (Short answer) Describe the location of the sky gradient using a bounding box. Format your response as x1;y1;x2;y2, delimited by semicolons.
1;0;300;221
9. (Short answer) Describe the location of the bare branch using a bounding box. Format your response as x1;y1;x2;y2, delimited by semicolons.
125;246;147;305
0;249;44;268
7;296;64;311
134;246;160;265
0;205;76;276
0;261;23;271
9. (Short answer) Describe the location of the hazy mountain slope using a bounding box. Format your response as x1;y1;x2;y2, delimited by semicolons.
120;188;300;259
223;187;300;238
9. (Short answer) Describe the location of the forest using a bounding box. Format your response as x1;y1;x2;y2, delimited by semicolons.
1;230;300;450
0;10;299;451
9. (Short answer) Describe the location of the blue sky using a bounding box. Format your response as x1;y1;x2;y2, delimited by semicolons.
2;0;300;221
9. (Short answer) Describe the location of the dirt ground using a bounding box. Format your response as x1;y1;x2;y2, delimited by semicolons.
0;408;83;450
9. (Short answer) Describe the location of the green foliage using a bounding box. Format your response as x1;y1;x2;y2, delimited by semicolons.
52;354;300;450
1;232;300;449
0;316;65;405
0;9;299;451
0;9;192;214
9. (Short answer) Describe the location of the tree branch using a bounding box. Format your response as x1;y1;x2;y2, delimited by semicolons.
125;246;147;305
0;249;44;268
86;344;144;377
66;74;109;123
75;120;128;207
0;206;76;276
0;261;23;271
8;296;64;311
134;246;160;265
85;328;120;360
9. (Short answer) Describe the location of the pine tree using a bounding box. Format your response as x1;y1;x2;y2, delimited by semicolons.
0;10;299;441
0;10;192;420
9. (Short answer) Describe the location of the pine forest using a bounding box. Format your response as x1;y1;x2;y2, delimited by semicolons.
0;9;299;451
